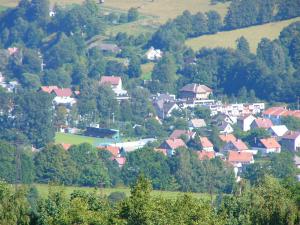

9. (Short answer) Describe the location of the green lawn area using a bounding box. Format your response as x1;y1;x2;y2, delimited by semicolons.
55;132;107;145
186;17;300;53
141;62;155;80
34;183;211;200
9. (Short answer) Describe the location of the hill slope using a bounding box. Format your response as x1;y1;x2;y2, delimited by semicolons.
186;17;300;53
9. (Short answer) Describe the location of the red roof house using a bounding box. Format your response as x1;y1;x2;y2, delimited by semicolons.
60;143;72;151
197;151;215;160
54;88;73;97
169;129;196;140
222;139;248;152
228;151;254;167
100;76;122;87
160;138;187;156
40;86;59;94
251;118;273;130
98;146;120;157
113;157;126;167
199;137;214;151
219;134;237;143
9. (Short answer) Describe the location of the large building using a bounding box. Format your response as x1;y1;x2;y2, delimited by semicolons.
179;83;212;100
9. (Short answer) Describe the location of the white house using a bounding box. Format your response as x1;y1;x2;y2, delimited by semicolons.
237;115;256;132
145;47;163;61
228;151;254;170
100;76;129;100
268;125;288;138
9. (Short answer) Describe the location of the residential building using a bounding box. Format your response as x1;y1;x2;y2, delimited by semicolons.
213;114;237;125
145;47;163;61
237;115;256;132
253;138;281;154
179;83;212;100
52;88;76;106
219;134;237;143
153;100;179;119
99;76;129;100
263;106;300;125
251;118;273;130
189;118;207;129
199;137;214;151
40;86;59;94
197;151;215;160
280;131;300;152
160;138;187;156
170;129;196;140
217;122;234;134
222;139;248;152
268;125;288;138
227;151;254;169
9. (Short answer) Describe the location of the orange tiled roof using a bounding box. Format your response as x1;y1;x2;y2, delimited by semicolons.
260;138;281;149
199;137;214;148
219;134;236;143
98;146;120;157
165;138;187;149
61;143;72;151
263;107;300;119
231;139;248;151
254;118;273;129
169;129;196;139
100;76;121;86
197;151;215;160
228;151;253;163
41;86;59;94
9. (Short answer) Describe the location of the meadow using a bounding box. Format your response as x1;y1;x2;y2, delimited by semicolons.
34;183;212;200
186;17;300;53
55;132;106;145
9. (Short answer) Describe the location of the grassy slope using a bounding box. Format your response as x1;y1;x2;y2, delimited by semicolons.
141;62;155;80
186;17;300;53
35;183;211;200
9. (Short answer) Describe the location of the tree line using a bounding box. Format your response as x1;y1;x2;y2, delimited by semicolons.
0;175;299;224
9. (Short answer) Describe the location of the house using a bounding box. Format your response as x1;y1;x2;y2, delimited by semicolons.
40;86;59;94
54;88;73;97
153;100;180;119
227;151;254;169
263;106;300;125
100;76;129;100
52;88;76;106
280;131;300;152
189;118;206;129
294;155;300;169
113;157;126;167
169;130;196;140
179;83;212;100
145;47;163;61
253;138;281;154
197;151;215;160
268;125;288;138
237;115;256;132
98;43;121;53
199;137;214;151
222;139;248;152
251;118;273;130
217;122;234;134
99;145;121;157
160;138;187;156
219;134;237;143
213;114;237;125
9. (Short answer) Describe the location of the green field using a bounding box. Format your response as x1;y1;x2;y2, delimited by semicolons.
55;132;106;145
34;183;211;200
141;62;155;80
186;17;300;53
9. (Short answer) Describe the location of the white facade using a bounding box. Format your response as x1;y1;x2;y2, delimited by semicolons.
238;115;256;132
145;47;163;61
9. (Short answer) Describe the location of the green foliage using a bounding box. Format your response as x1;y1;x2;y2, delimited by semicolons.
127;8;139;22
281;116;300;131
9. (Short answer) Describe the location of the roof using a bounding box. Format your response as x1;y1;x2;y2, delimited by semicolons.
180;83;212;93
282;131;300;140
99;43;121;52
61;143;72;151
164;138;187;149
197;151;215;160
228;151;253;163
99;146;120;157
263;107;300;119
230;139;248;151
100;76;121;86
259;138;281;149
41;86;58;94
53;88;73;97
218;122;232;131
253;118;273;129
219;134;236;143
114;157;126;166
170;130;196;139
190;119;206;128
268;125;288;137
199;137;214;148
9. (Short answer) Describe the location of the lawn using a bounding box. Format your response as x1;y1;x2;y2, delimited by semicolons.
34;183;211;200
186;17;300;53
55;132;107;145
141;62;155;80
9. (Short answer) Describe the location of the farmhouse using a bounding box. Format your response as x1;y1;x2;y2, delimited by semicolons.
179;83;212;100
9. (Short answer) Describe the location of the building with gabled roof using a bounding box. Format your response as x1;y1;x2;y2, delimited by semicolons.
199;137;214;151
253;138;281;154
227;151;254;168
54;88;73;97
169;129;196;140
268;125;288;138
179;83;212;100
196;151;215;160
189;118;207;129
251;118;273;130
219;134;237;143
280;131;300;152
222;139;248;152
40;86;59;94
160;138;187;156
237;114;256;132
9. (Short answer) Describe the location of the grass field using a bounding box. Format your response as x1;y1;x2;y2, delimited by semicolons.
141;62;154;80
55;132;106;145
34;183;211;200
186;17;300;53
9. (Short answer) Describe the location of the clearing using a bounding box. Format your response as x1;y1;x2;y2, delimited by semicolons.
186;17;300;53
34;183;211;200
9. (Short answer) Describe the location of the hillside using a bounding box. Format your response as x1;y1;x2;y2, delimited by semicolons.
186;17;300;53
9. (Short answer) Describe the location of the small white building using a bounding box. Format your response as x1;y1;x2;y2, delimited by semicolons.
237;114;256;132
145;47;163;61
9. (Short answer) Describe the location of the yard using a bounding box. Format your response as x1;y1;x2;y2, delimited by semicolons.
55;132;107;145
186;17;300;53
34;183;212;200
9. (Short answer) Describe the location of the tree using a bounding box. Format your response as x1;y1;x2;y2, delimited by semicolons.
128;56;142;78
127;8;139;22
28;0;50;24
206;10;222;34
236;36;250;54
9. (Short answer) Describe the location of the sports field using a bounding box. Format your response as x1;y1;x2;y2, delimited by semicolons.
55;132;106;145
186;17;300;53
35;183;211;200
